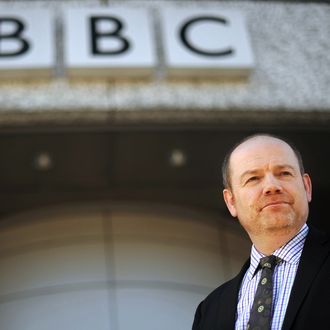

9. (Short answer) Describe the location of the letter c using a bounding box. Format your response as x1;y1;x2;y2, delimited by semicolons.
179;16;234;57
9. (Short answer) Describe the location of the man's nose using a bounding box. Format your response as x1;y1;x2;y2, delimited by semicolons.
263;174;282;195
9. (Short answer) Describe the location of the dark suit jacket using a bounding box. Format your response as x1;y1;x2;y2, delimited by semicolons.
192;226;330;330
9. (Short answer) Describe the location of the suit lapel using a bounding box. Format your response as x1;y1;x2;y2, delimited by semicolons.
218;259;250;329
282;226;330;330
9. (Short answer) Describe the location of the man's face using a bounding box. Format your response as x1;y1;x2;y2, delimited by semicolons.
223;137;312;239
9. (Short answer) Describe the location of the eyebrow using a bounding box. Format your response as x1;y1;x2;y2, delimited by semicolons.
239;169;260;183
275;164;296;171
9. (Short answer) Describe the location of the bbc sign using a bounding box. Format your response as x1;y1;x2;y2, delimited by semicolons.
0;7;254;78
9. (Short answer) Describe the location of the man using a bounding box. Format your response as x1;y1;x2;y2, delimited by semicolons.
192;134;330;330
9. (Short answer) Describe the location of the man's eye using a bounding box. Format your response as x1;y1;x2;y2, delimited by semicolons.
246;176;259;184
280;171;292;176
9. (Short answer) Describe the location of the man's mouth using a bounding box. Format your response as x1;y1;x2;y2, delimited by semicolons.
261;201;290;210
261;200;290;210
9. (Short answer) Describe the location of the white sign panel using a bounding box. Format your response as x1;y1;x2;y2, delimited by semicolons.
161;8;254;77
0;8;54;78
64;8;156;78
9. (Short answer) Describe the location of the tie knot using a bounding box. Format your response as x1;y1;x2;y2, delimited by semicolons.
260;255;279;270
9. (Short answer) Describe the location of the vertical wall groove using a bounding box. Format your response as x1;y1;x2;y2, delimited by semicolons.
102;209;119;330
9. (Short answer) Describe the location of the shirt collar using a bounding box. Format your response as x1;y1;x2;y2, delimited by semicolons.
246;223;309;280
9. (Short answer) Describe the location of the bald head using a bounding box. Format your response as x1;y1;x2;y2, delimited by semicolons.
222;134;305;189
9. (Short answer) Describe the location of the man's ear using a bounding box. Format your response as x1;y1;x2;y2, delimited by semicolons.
303;173;312;202
223;189;238;217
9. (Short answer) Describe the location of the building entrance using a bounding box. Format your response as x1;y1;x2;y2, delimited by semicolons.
0;202;249;330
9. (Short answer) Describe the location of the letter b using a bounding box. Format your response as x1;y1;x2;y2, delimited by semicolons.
0;18;30;57
90;16;130;56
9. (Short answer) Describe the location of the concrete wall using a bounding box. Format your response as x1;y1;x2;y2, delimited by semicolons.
1;0;330;126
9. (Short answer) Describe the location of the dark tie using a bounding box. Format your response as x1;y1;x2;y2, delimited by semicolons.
247;255;279;330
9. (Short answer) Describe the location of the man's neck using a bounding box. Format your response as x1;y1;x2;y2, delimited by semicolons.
250;226;304;255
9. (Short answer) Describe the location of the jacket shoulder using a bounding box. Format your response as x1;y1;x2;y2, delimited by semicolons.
192;260;250;330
